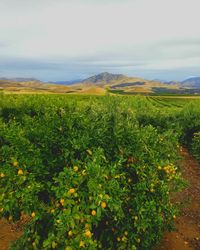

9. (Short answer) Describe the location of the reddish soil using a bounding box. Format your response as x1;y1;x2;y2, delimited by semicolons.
0;219;22;250
0;148;200;250
157;148;200;250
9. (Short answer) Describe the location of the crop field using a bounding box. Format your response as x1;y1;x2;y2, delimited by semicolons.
0;94;200;250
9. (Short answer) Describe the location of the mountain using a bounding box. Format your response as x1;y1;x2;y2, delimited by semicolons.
78;72;200;94
181;77;200;88
0;77;41;82
1;73;200;95
82;72;126;85
69;72;185;94
164;80;180;85
52;80;81;85
152;79;166;83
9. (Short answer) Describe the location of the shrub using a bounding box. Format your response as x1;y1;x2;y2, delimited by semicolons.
192;132;200;163
0;95;184;250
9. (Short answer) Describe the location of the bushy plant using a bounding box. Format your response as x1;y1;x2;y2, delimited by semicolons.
192;132;200;162
0;95;185;249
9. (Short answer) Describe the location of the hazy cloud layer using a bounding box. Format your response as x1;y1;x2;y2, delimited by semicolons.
0;0;199;81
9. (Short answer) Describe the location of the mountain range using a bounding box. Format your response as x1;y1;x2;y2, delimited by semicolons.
0;73;200;95
181;77;200;88
53;73;200;88
0;77;41;82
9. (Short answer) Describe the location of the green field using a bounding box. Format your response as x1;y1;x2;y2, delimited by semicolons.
0;94;200;250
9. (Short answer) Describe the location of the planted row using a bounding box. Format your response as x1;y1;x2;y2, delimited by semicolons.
0;95;184;249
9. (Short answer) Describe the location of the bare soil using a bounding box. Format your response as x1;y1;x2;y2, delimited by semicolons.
0;219;22;250
157;148;200;250
0;148;200;250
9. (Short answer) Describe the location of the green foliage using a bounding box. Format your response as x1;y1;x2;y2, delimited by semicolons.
178;102;200;146
0;94;198;249
192;132;200;162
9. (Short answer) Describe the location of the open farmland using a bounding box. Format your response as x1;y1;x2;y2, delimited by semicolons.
0;94;200;250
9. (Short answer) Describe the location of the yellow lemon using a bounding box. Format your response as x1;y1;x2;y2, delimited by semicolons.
13;161;19;167
60;198;65;206
18;169;23;175
68;188;76;194
31;212;36;218
84;230;92;238
79;241;85;248
137;238;140;243
101;202;107;209
91;210;96;216
68;230;73;237
122;236;127;242
65;247;72;250
73;166;79;172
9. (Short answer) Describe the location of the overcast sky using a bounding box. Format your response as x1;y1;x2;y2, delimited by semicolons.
0;0;199;81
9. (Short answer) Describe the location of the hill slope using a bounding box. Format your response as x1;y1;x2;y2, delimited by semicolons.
181;77;200;88
82;72;126;85
75;72;181;94
0;77;41;82
1;73;200;95
0;79;73;93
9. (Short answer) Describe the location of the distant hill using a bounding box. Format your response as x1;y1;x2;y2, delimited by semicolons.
181;77;200;88
75;72;180;94
0;77;41;82
52;80;81;85
82;72;126;85
164;81;180;85
0;79;74;93
1;73;200;95
58;72;200;94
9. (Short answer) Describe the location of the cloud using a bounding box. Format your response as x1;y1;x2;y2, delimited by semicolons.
0;42;7;48
0;0;199;80
0;57;62;70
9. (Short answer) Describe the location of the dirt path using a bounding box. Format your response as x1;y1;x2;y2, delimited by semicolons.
0;148;200;250
157;148;200;250
0;219;22;250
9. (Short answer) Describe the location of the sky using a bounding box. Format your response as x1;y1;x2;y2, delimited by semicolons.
0;0;199;81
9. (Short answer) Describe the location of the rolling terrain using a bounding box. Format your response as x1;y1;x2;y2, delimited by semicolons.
0;73;200;95
0;79;77;94
181;77;200;88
